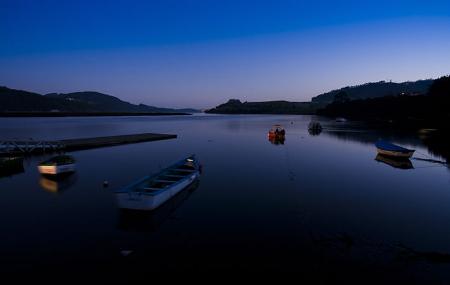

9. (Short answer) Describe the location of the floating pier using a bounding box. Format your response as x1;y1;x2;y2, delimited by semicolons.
0;133;177;155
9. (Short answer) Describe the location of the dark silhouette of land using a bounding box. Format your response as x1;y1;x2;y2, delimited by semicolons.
0;87;199;115
0;111;190;117
205;99;318;114
311;79;433;103
206;79;434;115
318;76;450;129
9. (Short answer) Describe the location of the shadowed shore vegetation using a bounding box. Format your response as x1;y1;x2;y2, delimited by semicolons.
317;76;450;129
206;78;436;116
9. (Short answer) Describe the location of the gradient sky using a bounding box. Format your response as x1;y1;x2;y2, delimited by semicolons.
1;0;450;108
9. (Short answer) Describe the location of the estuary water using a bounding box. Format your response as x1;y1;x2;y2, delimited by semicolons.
0;114;449;282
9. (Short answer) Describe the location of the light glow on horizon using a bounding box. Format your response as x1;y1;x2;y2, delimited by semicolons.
1;1;450;108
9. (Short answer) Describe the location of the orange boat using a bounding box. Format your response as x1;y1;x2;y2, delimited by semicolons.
268;124;285;138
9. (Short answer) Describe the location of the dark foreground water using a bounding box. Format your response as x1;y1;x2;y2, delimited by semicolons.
0;114;449;282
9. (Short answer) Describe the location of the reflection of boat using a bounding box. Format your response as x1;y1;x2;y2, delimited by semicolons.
268;135;285;145
39;174;77;193
117;181;199;232
308;127;322;136
375;140;415;158
268;124;285;139
375;154;414;169
115;155;201;211
0;157;24;178
38;155;76;176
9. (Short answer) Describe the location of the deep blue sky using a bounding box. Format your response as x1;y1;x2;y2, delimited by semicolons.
1;0;450;108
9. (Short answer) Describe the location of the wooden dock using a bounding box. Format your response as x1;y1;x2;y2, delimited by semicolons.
0;133;176;155
61;133;177;151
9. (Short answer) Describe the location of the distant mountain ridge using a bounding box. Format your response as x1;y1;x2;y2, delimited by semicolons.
311;79;433;103
205;99;318;114
206;78;435;115
0;87;199;113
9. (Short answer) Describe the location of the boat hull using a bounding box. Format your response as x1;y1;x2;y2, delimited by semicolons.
38;163;76;175
376;148;414;159
116;172;199;211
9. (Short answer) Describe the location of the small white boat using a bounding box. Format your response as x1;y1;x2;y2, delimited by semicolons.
115;155;201;211
335;117;347;122
375;141;415;159
38;155;76;176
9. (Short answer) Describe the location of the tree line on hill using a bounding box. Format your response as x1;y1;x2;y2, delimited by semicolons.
317;76;450;128
0;87;199;114
206;78;436;116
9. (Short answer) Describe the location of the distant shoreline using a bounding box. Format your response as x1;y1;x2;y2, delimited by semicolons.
0;112;192;117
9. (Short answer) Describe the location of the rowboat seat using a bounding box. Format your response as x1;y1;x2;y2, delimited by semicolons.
173;169;195;172
142;187;162;191
153;179;176;183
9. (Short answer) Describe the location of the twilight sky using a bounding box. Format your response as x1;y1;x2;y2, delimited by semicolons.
1;0;450;108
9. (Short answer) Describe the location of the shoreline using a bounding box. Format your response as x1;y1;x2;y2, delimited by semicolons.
0;112;192;117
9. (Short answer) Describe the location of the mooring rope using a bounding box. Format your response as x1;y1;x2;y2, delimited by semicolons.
412;149;448;166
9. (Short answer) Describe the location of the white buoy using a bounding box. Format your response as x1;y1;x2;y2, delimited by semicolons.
103;180;109;187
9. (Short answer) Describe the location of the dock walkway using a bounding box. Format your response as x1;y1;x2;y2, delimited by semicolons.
0;133;176;155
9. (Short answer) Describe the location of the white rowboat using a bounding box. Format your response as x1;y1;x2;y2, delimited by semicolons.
115;155;201;211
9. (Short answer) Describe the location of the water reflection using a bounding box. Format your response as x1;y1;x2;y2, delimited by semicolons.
322;124;449;165
420;130;450;164
0;157;24;178
308;128;322;136
0;115;449;280
375;154;414;170
39;174;77;193
117;181;199;232
268;136;285;145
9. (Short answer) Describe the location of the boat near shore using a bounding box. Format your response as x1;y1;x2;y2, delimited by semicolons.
115;155;201;211
38;155;76;176
335;117;347;122
375;140;415;159
0;156;24;178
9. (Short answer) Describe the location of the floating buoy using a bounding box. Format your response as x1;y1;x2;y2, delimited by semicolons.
120;250;133;257
103;180;109;187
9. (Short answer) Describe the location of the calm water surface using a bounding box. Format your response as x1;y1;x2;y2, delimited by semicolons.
0;114;449;281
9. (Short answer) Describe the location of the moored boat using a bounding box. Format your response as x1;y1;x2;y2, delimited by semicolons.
268;124;285;138
115;155;201;211
38;155;76;176
0;156;24;178
375;140;415;159
335;117;347;122
308;121;322;131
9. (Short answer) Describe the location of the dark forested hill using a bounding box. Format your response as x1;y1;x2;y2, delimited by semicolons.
205;99;318;114
0;87;89;111
317;76;450;128
311;79;433;104
0;87;199;113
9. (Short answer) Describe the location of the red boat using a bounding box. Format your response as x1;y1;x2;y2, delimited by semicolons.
268;124;285;138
